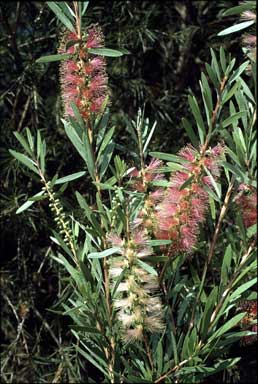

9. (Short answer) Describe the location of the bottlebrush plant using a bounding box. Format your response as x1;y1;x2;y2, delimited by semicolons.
9;2;257;383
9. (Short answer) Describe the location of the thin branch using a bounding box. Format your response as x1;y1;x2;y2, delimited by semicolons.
143;334;154;371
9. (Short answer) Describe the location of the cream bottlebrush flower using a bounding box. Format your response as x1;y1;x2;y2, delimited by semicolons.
154;144;224;254
130;160;166;232
59;25;109;121
235;184;257;228
108;230;164;341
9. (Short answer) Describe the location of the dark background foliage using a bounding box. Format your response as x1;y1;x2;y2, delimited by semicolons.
0;1;255;382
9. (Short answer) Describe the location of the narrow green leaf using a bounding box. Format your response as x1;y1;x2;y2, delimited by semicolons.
201;286;218;339
88;48;124;57
229;61;250;84
218;21;255;36
36;130;42;160
203;184;220;202
149;152;188;164
75;191;94;224
221;161;246;181
201;72;213;113
82;131;95;180
222;111;247;128
93;182;114;190
36;53;72;63
53;253;81;286
74;344;108;377
222;4;256;16
210;48;221;82
247;223;257;238
40;139;46;174
208;312;246;342
9;150;39;174
146;240;172;246
236;127;247;152
82;2;89;16
225;58;236;77
221;244;233;284
240;77;255;102
137;259;158;276
151;180;171;187
182;117;199;147
50;231;74;259
166;162;185;171
156;338;163;375
88;247;120;259
230;277;257;301
58;2;76;19
97;126;115;162
47;2;76;32
188;95;206;144
204;167;221;198
16;190;45;214
13;131;33;156
205;63;219;88
143;121;157;153
209;195;216;220
63;119;85;158
26;127;34;151
99;142;115;180
222;81;240;104
179;175;194;190
220;46;227;73
54;171;86;184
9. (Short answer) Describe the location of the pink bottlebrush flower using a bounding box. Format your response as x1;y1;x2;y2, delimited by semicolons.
243;34;257;46
59;26;109;121
178;145;196;162
240;300;257;345
89;96;106;112
235;185;257;228
132;230;148;246
241;10;256;21
152;144;223;254
106;233;124;248
149;189;164;203
129;159;164;191
86;25;104;48
128;167;140;178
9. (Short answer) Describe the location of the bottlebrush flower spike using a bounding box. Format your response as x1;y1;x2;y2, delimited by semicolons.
129;159;165;192
108;230;164;341
235;184;257;228
153;143;224;255
239;300;257;345
59;25;109;121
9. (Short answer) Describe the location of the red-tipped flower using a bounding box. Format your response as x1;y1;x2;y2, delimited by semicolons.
235;184;257;228
59;25;109;121
240;300;257;345
153;144;224;255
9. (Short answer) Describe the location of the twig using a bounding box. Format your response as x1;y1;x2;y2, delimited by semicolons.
17;94;31;131
154;357;192;383
143;334;154;371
